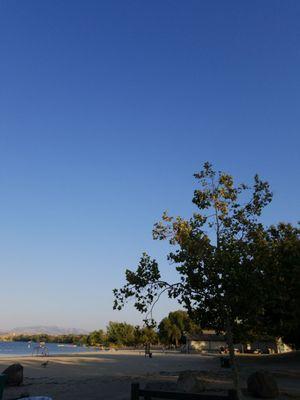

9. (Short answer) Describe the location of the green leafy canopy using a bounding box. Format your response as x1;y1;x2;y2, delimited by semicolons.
113;162;299;346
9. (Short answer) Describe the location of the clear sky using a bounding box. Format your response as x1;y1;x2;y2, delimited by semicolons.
0;1;299;331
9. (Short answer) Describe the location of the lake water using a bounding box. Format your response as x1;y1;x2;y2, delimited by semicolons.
0;341;98;357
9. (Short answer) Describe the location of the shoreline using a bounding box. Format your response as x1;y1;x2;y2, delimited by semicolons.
0;349;201;359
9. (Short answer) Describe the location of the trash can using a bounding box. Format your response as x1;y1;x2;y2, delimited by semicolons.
220;357;231;368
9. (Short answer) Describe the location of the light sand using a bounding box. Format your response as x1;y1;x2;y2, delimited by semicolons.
0;351;218;400
0;351;299;400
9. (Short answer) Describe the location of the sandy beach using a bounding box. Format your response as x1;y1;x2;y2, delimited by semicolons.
0;351;217;400
0;351;299;400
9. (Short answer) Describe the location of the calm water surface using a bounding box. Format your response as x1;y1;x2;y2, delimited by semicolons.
0;341;98;356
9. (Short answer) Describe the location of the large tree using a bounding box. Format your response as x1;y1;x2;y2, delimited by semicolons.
113;162;298;394
251;222;300;347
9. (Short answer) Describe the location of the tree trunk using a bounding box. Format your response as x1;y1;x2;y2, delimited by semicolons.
226;323;242;400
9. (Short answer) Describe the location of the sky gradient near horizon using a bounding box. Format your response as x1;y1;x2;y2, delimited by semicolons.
0;1;299;331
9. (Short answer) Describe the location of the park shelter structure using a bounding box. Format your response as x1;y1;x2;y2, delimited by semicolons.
185;330;226;352
185;331;292;354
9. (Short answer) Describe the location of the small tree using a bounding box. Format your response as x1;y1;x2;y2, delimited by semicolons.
88;329;106;346
113;162;274;395
158;316;182;347
106;321;135;346
139;326;159;346
158;310;200;347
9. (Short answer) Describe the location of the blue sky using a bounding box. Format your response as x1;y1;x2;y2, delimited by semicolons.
0;1;299;331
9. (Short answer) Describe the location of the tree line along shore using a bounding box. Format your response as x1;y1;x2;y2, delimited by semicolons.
2;309;298;351
0;311;201;348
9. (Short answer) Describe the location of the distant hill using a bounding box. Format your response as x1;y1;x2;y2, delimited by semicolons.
9;326;88;335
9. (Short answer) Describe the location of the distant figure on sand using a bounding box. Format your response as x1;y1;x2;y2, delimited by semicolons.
41;361;49;368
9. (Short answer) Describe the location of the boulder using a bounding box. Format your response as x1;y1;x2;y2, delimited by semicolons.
2;363;23;386
176;371;205;393
247;370;279;399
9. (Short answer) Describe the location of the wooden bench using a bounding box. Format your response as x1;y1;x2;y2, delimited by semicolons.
131;383;238;400
0;374;7;400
